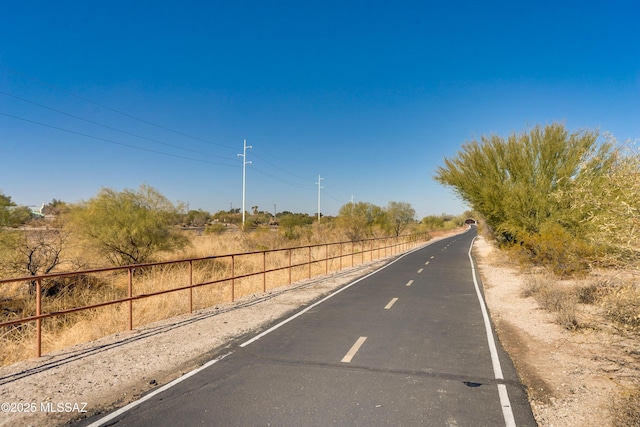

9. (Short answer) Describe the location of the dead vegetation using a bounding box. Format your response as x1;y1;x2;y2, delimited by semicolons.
517;266;640;425
0;229;427;366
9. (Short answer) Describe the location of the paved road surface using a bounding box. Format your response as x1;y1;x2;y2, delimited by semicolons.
81;227;536;426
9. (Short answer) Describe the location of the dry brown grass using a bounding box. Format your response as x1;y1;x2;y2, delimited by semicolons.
520;267;640;424
521;274;582;330
1;229;423;366
521;270;640;332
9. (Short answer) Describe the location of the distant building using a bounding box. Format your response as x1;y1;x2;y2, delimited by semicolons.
28;204;45;218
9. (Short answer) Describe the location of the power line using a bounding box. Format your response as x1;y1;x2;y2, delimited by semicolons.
0;63;237;152
250;167;315;190
0;64;352;211
322;184;350;205
0;90;237;162
251;152;312;183
0;111;238;167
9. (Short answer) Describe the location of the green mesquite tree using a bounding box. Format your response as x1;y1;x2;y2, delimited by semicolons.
68;185;189;266
434;123;615;244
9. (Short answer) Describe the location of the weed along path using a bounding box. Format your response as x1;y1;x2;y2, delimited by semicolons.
75;227;535;427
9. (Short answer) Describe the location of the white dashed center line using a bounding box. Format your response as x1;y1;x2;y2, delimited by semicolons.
341;337;367;363
405;280;414;287
384;298;398;309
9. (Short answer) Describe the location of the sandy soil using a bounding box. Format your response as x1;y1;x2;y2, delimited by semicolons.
475;236;639;427
0;233;635;426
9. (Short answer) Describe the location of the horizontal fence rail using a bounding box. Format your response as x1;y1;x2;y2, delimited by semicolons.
0;233;430;360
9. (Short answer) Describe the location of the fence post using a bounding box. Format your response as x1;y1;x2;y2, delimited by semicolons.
128;267;133;331
351;242;354;267
36;278;42;358
263;251;266;293
308;246;312;279
189;260;193;313
231;255;235;302
325;244;328;275
288;249;292;285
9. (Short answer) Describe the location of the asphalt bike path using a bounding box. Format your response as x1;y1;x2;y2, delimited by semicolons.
81;227;536;426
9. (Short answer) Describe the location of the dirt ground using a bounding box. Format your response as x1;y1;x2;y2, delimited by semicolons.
0;233;635;426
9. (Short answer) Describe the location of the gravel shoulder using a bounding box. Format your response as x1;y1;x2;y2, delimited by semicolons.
475;235;638;427
0;232;630;426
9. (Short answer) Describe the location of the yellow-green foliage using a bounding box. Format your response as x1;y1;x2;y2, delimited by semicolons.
66;184;190;266
553;136;640;266
521;221;593;277
336;202;387;241
204;223;227;235
435;123;640;271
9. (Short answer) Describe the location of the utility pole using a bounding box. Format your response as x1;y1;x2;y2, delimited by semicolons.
316;174;324;222
238;139;252;230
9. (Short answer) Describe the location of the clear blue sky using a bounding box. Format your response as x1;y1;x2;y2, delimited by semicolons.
1;1;639;218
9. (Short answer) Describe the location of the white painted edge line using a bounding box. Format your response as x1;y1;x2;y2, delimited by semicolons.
87;352;233;427
341;336;367;363
468;237;516;427
384;297;398;309
405;279;414;287
240;241;431;348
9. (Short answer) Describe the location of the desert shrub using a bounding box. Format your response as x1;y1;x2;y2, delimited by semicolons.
521;274;582;330
575;274;619;304
601;280;640;331
66;185;190;266
610;386;640;427
204;223;227;235
576;282;602;305
520;221;594;277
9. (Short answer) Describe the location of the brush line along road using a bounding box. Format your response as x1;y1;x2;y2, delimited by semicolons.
82;227;536;426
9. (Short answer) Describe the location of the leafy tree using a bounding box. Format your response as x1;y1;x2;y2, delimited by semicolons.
386;201;416;237
279;213;314;240
552;136;640;263
421;215;446;229
42;199;68;216
0;193;32;227
184;209;211;227
212;209;242;225
67;185;190;266
336;202;386;241
435;123;615;244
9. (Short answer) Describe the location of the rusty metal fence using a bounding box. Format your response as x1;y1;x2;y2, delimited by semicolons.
0;233;430;360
